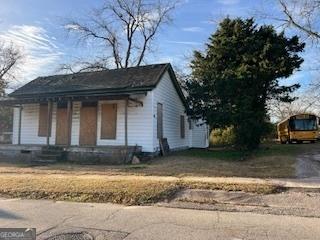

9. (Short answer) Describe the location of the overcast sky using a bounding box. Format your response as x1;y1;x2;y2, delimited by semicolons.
0;0;317;90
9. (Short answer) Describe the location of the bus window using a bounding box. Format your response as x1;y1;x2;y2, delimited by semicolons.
290;119;317;131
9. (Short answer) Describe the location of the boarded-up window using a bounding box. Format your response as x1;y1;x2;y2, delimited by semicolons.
180;115;185;139
101;103;117;139
38;104;49;137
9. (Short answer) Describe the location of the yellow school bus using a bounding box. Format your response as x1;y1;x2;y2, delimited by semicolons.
277;114;318;144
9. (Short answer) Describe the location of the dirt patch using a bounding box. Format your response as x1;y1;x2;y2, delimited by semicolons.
163;189;320;218
296;151;320;178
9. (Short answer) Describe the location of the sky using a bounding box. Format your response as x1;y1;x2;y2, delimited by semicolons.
0;0;317;91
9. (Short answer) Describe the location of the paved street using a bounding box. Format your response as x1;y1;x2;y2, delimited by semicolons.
0;198;320;240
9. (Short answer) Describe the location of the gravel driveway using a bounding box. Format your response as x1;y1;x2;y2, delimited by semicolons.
296;149;320;178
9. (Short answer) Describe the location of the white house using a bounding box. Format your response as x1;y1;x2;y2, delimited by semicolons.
1;63;208;163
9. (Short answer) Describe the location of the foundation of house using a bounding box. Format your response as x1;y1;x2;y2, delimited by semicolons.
0;144;142;165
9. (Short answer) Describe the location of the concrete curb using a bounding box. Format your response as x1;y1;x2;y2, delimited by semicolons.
180;176;320;191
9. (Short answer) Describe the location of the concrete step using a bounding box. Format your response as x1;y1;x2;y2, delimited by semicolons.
41;146;64;151
41;149;64;155
31;159;57;165
37;154;61;161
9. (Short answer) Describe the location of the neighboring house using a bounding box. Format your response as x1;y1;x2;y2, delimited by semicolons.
0;63;208;163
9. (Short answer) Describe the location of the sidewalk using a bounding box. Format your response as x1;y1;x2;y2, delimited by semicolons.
182;176;320;191
271;177;320;189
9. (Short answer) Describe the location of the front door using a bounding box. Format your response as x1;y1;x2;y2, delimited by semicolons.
79;103;97;146
56;107;68;145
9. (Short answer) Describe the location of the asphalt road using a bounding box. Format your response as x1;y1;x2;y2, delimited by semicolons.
0;198;320;240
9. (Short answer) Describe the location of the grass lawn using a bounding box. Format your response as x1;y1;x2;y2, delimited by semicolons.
0;174;280;205
0;142;317;204
151;142;318;178
0;142;318;178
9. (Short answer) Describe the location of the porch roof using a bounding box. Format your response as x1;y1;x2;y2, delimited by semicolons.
0;91;148;106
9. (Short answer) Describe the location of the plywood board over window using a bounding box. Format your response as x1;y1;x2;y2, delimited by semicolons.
56;106;68;145
101;103;117;139
79;102;97;146
38;104;49;137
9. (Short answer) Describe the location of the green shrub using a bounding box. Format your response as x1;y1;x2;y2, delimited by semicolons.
210;126;235;146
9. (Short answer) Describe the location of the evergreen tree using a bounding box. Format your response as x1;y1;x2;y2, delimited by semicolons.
187;18;305;150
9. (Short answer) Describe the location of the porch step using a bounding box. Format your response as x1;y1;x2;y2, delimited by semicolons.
41;146;64;152
31;159;57;165
37;154;61;161
41;149;65;155
34;146;66;163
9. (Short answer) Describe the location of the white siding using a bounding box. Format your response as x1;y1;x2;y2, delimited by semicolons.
12;108;19;144
13;103;57;145
97;94;154;152
152;71;190;151
191;120;209;148
13;97;154;152
12;70;208;152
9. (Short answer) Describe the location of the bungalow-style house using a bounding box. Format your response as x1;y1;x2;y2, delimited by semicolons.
0;63;208;164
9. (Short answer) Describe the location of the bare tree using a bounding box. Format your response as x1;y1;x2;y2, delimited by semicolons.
0;41;22;96
269;88;320;122
63;0;177;71
278;0;320;43
59;56;113;74
257;0;320;113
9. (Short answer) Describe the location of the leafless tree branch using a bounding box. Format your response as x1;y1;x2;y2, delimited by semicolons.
279;0;320;41
0;41;22;96
63;0;177;71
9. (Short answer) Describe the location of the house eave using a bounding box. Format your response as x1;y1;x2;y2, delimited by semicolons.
1;88;150;105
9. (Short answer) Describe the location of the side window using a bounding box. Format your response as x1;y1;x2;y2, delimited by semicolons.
101;103;117;139
157;103;163;139
188;118;193;130
180;115;185;139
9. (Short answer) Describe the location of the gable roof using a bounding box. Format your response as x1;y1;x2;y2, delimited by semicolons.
11;63;167;96
8;63;188;109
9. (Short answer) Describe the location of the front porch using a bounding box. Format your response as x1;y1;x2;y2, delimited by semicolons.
4;93;146;147
0;92;149;164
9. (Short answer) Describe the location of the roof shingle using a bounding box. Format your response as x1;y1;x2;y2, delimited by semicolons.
10;63;169;97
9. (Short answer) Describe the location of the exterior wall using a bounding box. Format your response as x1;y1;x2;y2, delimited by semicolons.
12;98;154;152
96;95;154;152
11;71;208;152
67;146;142;165
191;120;209;148
12;108;19;144
151;71;191;152
0;144;141;165
13;103;57;145
0;145;42;163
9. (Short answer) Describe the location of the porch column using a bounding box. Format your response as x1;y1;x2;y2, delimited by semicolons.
17;105;22;145
46;100;53;146
125;98;128;147
67;99;72;146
